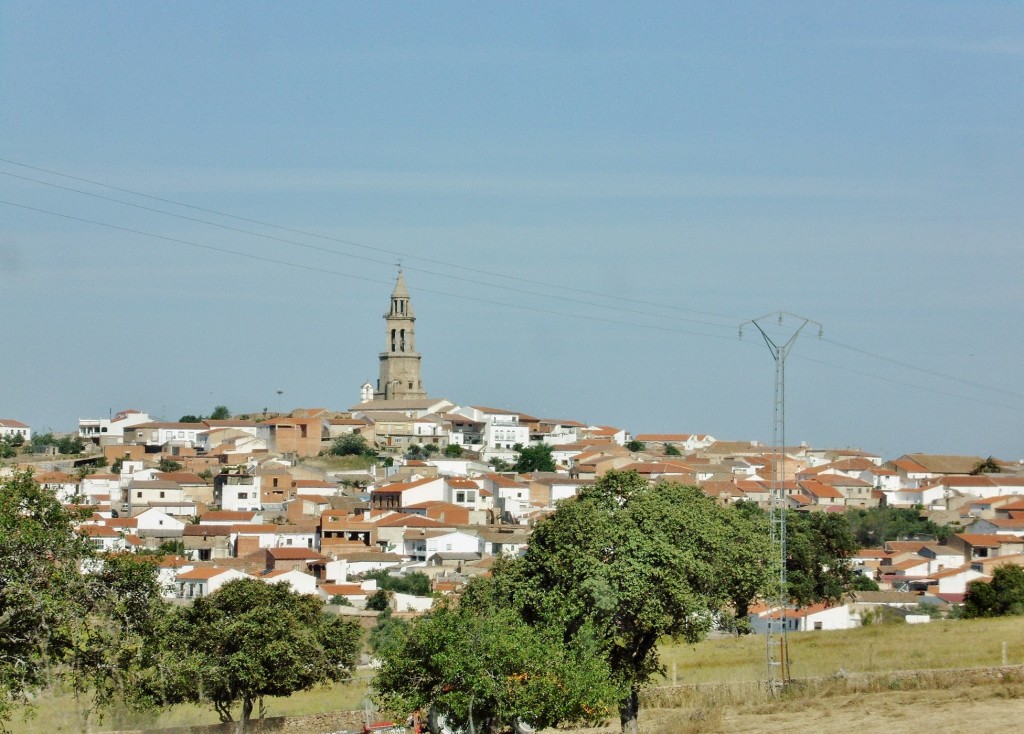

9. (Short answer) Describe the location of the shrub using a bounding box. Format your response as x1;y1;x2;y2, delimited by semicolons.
366;589;391;611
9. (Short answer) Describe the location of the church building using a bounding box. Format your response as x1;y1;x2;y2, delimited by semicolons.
372;270;427;401
352;272;457;451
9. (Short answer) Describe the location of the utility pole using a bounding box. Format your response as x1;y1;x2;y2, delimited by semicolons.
740;311;822;693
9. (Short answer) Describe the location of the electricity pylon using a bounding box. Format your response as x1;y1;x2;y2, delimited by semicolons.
740;312;822;693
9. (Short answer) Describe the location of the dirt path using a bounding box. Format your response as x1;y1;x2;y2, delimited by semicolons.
560;685;1024;734
722;688;1024;734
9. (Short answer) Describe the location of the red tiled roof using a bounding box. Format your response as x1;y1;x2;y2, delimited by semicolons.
267;547;327;561
177;567;239;580
374;514;450;529
372;476;438;493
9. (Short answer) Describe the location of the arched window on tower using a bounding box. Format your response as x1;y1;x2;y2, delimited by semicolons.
391;329;397;352
400;329;406;352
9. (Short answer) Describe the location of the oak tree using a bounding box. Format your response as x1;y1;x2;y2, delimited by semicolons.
373;591;621;734
493;471;773;734
156;578;361;727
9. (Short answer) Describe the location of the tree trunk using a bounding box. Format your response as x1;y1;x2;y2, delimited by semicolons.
619;689;640;734
237;695;254;733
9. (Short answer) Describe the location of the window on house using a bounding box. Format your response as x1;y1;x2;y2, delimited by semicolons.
238;492;248;499
159;491;165;498
456;491;465;503
814;622;823;631
136;492;142;498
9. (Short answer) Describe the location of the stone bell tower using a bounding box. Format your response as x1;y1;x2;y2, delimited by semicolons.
373;270;427;401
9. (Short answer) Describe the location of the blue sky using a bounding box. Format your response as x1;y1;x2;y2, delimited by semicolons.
1;2;1022;460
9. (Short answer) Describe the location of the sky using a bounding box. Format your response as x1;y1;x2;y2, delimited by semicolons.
1;2;1022;461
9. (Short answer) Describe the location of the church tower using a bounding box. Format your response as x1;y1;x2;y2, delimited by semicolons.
373;270;427;401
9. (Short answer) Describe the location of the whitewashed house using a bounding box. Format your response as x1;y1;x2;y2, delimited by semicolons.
749;603;856;633
82;473;122;505
78;524;127;553
452;406;530;451
175;567;251;599
890;484;949;510
322;553;403;582
219;474;262;512
260;569;318;595
403;529;482;562
0;419;32;441
122;421;205;449
78;410;152;446
135;507;187;534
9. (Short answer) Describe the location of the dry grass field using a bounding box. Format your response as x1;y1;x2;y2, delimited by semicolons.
10;616;1024;733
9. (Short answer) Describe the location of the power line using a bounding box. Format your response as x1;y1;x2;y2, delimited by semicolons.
794;353;1024;414
0;197;743;344
0;168;741;332
821;336;1024;401
3;159;1020;413
0;157;739;324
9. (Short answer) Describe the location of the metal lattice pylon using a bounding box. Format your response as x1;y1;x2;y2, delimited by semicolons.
740;312;822;693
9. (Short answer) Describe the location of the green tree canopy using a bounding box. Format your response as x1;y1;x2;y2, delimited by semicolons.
964;565;1024;618
363;569;431;596
373;593;621;734
209;405;230;420
851;574;880;592
367;606;409;661
329;432;374;457
845;506;951;546
490;471;774;733
512;443;555;473
443;443;464;458
155;578;361;726
0;471;96;723
0;471;167;728
489;457;512;472
73;553;169;723
785;511;859;608
406;444;426;459
365;589;391;611
663;444;682;456
971;456;1002;475
624;440;645;452
158;457;183;472
178;414;203;423
0;436;17;458
27;432;84;455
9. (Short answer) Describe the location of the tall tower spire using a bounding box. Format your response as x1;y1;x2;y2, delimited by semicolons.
374;270;427;401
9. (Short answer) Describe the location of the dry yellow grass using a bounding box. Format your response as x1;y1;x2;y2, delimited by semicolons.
10;678;369;733
657;616;1024;686
10;616;1024;733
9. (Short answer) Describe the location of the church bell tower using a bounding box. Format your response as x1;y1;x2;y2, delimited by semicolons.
374;270;427;401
